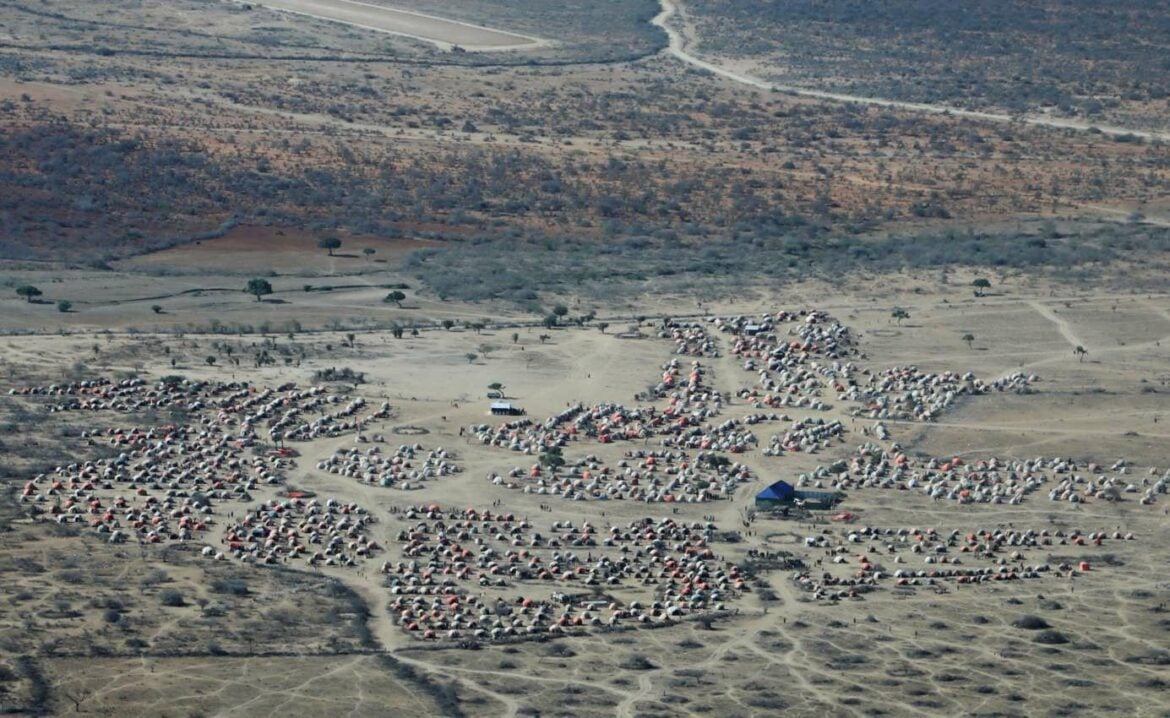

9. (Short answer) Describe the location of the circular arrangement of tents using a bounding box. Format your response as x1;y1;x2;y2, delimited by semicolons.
723;310;855;412
7;302;1161;660
13;376;381;546
19;424;289;544
659;318;720;357
490;448;754;502
792;523;1135;601
386;506;746;641
318;443;460;489
846;367;1036;422
762;417;847;456
795;442;1169;506
221;497;379;567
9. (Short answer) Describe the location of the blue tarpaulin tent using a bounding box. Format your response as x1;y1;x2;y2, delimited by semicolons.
756;479;840;510
756;480;795;503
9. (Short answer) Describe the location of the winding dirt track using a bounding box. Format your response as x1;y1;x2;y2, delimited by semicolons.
651;0;1170;143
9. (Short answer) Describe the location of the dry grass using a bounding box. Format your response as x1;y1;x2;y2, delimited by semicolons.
2;260;1170;715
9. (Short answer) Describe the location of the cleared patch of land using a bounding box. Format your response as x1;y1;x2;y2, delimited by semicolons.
3;266;1170;716
241;0;548;50
116;225;440;275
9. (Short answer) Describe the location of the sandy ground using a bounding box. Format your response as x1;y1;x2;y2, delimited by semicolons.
115;225;440;276
2;259;1170;716
239;0;549;51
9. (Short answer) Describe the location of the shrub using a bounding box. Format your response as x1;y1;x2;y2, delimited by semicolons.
159;589;185;607
619;654;656;670
139;569;169;587
1012;615;1050;630
545;642;576;658
1034;630;1070;645
210;578;249;596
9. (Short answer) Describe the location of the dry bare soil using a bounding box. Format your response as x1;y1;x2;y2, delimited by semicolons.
1;254;1169;717
1;1;1170;715
242;0;548;51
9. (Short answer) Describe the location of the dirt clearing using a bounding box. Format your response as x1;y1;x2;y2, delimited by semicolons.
239;0;549;50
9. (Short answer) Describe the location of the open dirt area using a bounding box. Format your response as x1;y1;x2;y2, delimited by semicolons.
237;0;549;51
2;251;1169;716
115;225;440;276
2;1;1170;715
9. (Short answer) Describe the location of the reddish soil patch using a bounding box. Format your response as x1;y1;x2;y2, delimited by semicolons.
117;225;439;274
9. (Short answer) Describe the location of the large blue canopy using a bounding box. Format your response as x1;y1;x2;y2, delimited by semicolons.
756;480;795;502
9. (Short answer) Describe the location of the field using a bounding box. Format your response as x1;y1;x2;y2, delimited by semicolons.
243;0;548;51
2;0;1170;715
2;250;1170;715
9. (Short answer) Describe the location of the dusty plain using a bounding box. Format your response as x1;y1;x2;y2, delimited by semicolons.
2;250;1170;716
1;0;1170;716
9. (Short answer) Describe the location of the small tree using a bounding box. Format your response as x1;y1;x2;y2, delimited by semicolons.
205;356;217;366
552;305;569;323
511;332;519;344
488;382;504;395
384;290;406;307
539;446;565;470
469;321;485;334
56;300;72;313
891;307;910;325
962;333;975;349
465;353;477;364
972;278;992;297
318;237;342;256
151;304;163;314
245;278;273;302
15;285;41;303
542;314;558;329
441;319;455;331
1074;345;1087;362
363;247;376;260
60;686;93;713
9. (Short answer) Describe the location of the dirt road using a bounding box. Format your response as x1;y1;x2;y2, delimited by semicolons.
651;0;1170;143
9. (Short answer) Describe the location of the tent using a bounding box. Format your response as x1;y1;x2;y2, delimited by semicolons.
490;402;525;416
756;480;795;505
755;479;841;511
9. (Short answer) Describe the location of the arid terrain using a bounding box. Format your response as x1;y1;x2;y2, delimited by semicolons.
1;0;1169;716
2;255;1170;716
244;0;548;51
